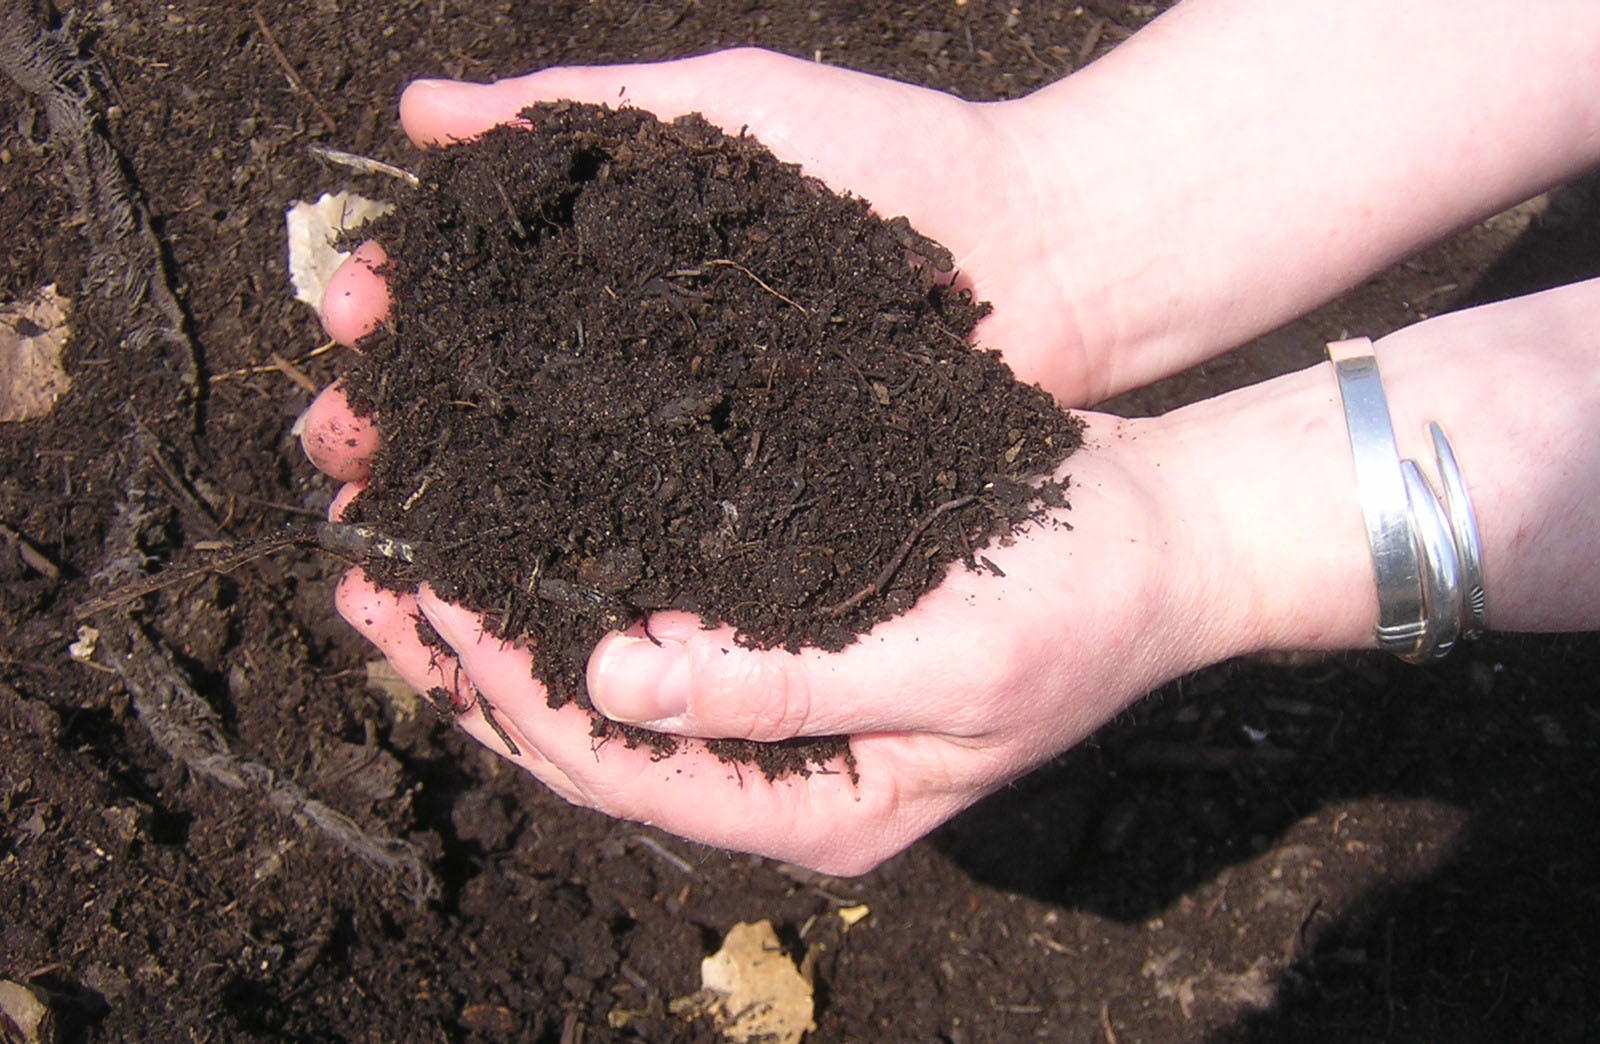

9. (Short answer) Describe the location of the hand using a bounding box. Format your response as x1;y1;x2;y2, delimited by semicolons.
300;49;1402;874
312;394;1252;873
298;50;1289;874
328;48;1105;404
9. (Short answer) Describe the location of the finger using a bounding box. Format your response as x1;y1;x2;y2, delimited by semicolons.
398;52;767;147
578;580;1029;742
416;585;934;874
320;240;391;347
301;384;377;483
334;571;587;802
327;480;364;522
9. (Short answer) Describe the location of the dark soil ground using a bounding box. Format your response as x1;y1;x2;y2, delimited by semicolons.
2;2;1597;1042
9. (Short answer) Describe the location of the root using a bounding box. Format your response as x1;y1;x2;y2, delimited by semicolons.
103;620;441;903
818;493;979;618
82;475;440;903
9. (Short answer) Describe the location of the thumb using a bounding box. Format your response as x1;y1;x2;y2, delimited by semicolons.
585;611;978;742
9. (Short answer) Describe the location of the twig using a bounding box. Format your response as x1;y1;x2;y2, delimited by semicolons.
74;533;308;619
474;690;520;757
211;340;336;384
669;259;809;314
269;351;319;395
1099;1000;1120;1044
819;493;979;618
631;832;702;879
0;521;61;581
251;6;338;134
307;144;419;187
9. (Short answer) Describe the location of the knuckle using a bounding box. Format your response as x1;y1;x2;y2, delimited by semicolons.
693;645;812;741
718;46;773;68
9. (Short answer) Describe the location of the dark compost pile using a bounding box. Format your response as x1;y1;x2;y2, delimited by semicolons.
338;102;1083;765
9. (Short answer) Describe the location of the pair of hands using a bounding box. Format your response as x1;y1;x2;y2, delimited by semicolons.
301;50;1286;874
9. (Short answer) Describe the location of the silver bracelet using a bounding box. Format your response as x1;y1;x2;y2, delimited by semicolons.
1429;421;1488;640
1327;338;1487;662
1328;338;1430;660
1402;458;1463;660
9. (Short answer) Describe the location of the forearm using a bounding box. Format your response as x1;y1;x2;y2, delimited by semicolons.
1008;0;1600;401
1145;276;1600;658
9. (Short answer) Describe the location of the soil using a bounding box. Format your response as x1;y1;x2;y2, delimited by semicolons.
338;101;1080;772
2;2;1598;1043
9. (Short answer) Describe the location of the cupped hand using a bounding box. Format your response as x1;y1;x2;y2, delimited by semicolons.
298;51;1268;873
311;381;1241;873
388;48;1110;404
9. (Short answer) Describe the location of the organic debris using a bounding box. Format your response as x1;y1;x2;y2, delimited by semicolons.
0;285;71;423
673;920;815;1044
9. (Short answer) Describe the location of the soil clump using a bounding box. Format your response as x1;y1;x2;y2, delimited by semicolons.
338;102;1083;769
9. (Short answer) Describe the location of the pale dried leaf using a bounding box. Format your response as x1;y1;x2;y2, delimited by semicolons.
0;979;53;1044
365;658;421;721
286;192;393;309
698;920;814;1044
0;284;71;423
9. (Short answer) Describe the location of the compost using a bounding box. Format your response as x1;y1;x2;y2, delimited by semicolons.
338;101;1083;767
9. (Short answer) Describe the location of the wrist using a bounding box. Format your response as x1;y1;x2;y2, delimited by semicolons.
1135;362;1380;659
1135;276;1600;659
1004;0;1600;405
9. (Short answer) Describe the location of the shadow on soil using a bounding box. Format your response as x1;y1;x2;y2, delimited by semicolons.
934;180;1600;1041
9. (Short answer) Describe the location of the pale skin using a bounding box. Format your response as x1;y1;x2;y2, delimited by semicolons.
302;0;1600;874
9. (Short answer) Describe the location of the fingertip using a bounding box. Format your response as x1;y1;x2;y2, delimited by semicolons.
320;240;391;346
397;78;457;146
327;481;365;522
300;382;377;482
334;568;405;641
400;77;518;146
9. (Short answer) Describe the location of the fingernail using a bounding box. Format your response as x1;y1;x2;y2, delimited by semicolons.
590;635;691;725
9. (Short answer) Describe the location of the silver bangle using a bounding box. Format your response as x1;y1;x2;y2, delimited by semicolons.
1327;338;1430;660
1327;339;1486;662
1429;421;1488;640
1402;458;1463;660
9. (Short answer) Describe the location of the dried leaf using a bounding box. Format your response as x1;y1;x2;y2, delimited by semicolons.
0;979;54;1044
286;192;393;309
365;659;421;721
696;920;814;1044
0;284;71;423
